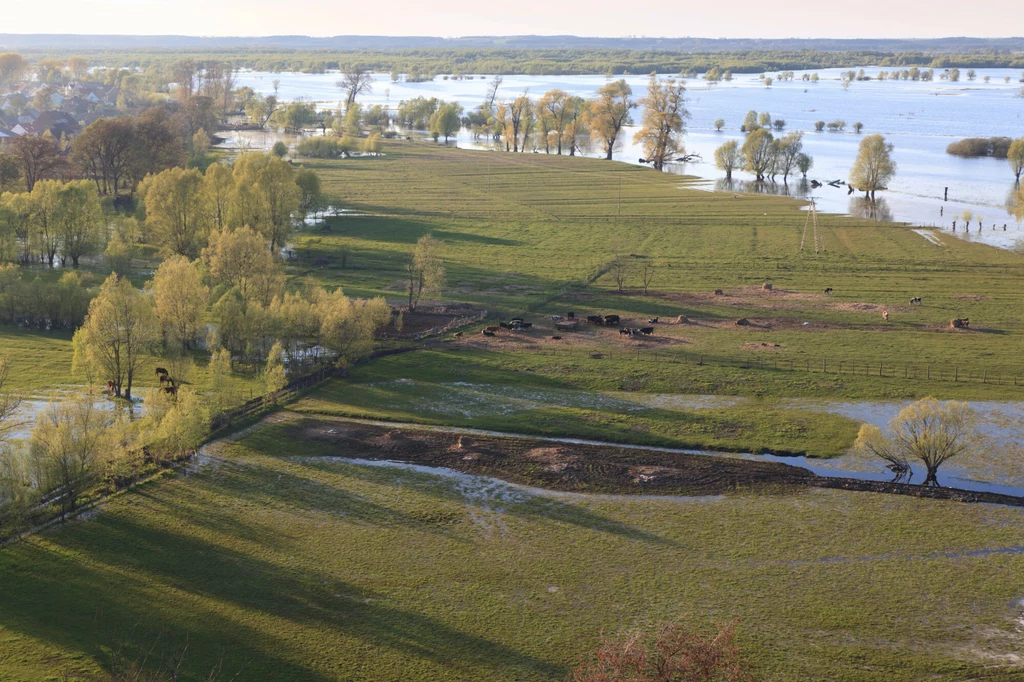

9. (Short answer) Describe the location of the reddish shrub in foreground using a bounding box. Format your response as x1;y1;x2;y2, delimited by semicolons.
568;619;752;682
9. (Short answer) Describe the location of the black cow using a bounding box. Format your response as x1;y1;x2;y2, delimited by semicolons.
155;367;169;376
824;287;833;295
618;328;632;336
482;329;496;337
639;327;654;335
604;314;620;326
587;315;604;325
647;317;659;324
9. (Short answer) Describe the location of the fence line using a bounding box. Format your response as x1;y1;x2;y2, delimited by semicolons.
500;345;1024;387
386;309;488;341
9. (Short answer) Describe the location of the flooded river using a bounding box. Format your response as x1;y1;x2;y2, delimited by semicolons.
231;68;1024;246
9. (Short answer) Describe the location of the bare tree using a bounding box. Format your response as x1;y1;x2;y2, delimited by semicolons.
484;75;503;113
638;258;656;295
608;255;634;293
337;67;374;111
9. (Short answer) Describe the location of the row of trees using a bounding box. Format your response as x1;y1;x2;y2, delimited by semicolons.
139;153;317;257
0;152;318;272
398;74;687;164
57;46;1024;79
715;131;812;183
0;106;205;197
714;132;895;198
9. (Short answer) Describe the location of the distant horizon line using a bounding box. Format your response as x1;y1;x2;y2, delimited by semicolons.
2;32;1023;41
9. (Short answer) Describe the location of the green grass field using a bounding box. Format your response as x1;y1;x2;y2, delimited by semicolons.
2;415;1022;681
3;141;1024;682
298;142;1024;383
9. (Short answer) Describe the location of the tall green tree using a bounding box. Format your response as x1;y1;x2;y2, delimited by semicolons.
633;74;688;171
73;274;158;399
429;102;463;144
140;167;207;258
849;134;897;201
741;129;776;182
54;181;102;267
585;80;637;160
1008;137;1024;184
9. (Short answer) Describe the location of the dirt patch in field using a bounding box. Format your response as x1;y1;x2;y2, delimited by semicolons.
286;416;1024;507
291;417;816;496
956;294;988;301
653;289;895;316
379;306;482;336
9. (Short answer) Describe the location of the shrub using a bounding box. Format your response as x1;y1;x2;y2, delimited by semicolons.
295;137;345;159
946;137;1013;158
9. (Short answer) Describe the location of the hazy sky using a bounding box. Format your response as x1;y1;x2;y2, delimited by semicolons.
4;0;1023;39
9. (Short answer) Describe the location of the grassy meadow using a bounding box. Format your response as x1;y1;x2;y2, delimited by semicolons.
284;141;1024;455
298;142;1024;380
2;415;1023;681
4;140;1024;682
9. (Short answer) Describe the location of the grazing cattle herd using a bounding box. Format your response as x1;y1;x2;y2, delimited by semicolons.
466;287;976;343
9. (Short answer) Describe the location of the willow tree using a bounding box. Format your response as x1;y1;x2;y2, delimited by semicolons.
714;140;742;180
73;274;158;399
149;255;209;350
229;153;301;253
538;89;572;154
140;167;207;258
849;134;897;201
741;129;775;181
561;96;590;156
633;74;689;171
497;95;534;153
1008;137;1024;184
853;397;980;486
406;234;445;312
585;79;637;160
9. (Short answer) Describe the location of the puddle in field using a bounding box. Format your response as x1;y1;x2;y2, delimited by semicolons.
4;392;145;441
357;378;1023;489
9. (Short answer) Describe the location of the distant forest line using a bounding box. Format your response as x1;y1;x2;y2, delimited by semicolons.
4;38;1024;76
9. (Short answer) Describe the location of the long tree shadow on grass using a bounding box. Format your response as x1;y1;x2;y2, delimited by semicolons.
305;216;522;247
0;513;564;681
237;422;682;548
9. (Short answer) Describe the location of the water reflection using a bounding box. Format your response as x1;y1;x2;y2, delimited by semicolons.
714;177;812;198
848;196;894;222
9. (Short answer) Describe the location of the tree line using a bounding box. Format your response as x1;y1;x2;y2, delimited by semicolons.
14;47;1024;80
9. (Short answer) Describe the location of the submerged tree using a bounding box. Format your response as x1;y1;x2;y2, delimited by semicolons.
853;397;980;486
849;134;897;201
741;128;775;181
1008;137;1024;184
714;140;742;180
585;79;637;160
337;67;373;111
633;74;689;171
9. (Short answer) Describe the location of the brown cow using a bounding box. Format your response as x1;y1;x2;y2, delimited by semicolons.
882;311;889;322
